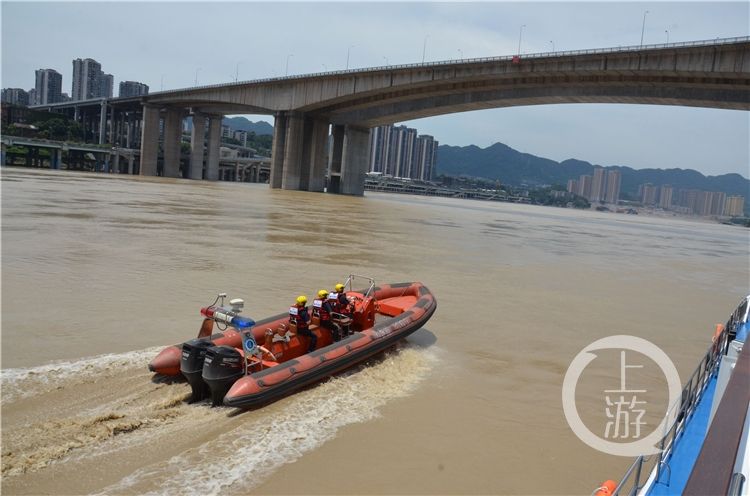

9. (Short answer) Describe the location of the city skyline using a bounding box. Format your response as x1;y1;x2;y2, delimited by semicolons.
2;2;748;178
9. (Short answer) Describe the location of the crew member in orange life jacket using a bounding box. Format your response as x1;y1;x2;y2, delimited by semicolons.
313;289;339;341
333;283;352;318
290;295;315;352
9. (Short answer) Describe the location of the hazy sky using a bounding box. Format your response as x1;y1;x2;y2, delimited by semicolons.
2;1;749;177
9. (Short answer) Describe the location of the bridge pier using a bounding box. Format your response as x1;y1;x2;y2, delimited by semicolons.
339;125;369;196
112;152;120;174
139;105;160;176
52;149;62;170
306;118;329;192
163;108;183;178
205;115;221;181
270;112;287;188
281;112;305;190
98;101;107;145
271;112;330;192
189;112;205;179
327;124;345;193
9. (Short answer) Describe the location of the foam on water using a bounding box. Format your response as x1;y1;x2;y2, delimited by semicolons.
98;346;438;495
1;347;163;404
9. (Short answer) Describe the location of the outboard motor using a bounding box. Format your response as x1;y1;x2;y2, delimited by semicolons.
180;338;215;403
202;345;245;406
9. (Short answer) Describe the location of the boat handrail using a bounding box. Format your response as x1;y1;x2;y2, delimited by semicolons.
344;274;376;300
683;340;750;494
611;325;730;496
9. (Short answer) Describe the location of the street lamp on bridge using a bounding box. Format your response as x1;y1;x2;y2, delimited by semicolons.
422;35;430;63
640;10;650;47
285;54;294;76
346;45;356;70
194;67;201;86
517;25;526;56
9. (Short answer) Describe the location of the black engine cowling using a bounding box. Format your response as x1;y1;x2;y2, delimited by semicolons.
202;345;245;406
180;338;214;403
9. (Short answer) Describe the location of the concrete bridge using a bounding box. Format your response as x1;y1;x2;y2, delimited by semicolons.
32;37;750;195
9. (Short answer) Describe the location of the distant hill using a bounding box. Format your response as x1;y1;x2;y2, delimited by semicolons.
436;142;750;199
222;117;273;135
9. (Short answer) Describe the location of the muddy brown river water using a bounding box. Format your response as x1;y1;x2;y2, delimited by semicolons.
1;167;747;494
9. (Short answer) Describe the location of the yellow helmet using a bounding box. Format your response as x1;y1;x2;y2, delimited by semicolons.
335;283;345;292
317;289;328;298
296;295;307;306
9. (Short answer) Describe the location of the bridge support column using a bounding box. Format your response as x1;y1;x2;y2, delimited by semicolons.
270;112;287;188
52;149;62;170
98;102;107;145
205;115;221;181
189;112;205;180
163;108;183;178
339;125;369;196
281;112;304;190
305;118;329;192
139;105;160;176
327;125;345;193
127;152;134;174
125;113;133;148
112;152;120;174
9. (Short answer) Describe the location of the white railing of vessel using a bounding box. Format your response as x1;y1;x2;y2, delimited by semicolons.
610;326;729;496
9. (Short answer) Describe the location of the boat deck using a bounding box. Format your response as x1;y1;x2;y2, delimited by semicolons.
646;373;718;495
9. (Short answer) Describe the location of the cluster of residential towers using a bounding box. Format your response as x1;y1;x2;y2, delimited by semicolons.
1;57;148;106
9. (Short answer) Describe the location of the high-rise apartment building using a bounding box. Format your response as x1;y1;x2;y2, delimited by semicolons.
1;88;30;106
368;125;390;174
724;196;745;216
221;125;232;139
414;134;438;181
711;191;726;216
100;73;114;98
659;185;673;209
605;169;621;204
641;183;658;205
391;126;418;178
367;125;437;181
675;189;700;213
591;168;607;202
118;81;149;98
578;175;592;199
72;58;113;100
693;191;726;216
34;69;63;104
567;179;578;194
233;130;248;147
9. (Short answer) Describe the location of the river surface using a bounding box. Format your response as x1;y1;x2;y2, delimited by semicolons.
1;167;748;495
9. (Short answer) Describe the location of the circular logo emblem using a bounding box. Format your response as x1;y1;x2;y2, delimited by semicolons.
561;335;681;456
243;334;257;354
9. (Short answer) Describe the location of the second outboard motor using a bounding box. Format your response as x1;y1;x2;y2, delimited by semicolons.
181;338;214;403
202;345;245;406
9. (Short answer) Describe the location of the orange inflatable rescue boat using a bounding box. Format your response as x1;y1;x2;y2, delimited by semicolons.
149;276;437;409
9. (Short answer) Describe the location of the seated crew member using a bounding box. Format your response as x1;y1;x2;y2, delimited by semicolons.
289;295;315;353
313;289;339;341
334;283;353;318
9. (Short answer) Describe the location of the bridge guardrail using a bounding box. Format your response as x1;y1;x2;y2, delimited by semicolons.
146;36;750;97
